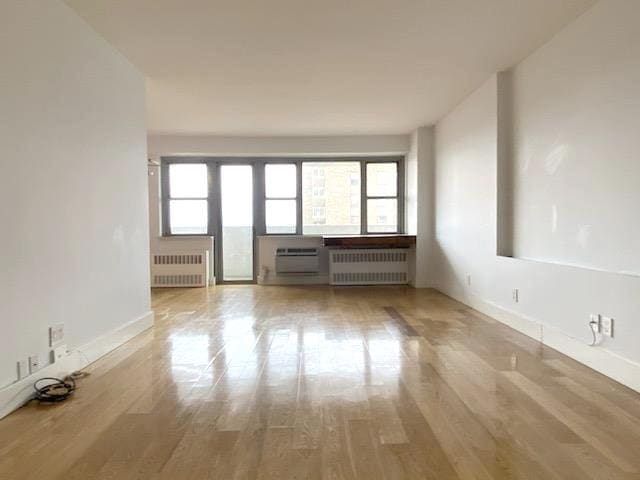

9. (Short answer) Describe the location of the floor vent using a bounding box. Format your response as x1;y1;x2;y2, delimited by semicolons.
151;251;209;287
329;248;409;285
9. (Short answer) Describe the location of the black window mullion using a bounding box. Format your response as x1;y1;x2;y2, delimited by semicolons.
161;161;171;236
360;160;367;235
296;159;303;235
207;161;216;236
397;158;404;233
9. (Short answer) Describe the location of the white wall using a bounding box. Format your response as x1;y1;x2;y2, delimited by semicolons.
508;0;640;275
0;0;151;405
432;1;640;392
148;134;410;157
406;127;435;288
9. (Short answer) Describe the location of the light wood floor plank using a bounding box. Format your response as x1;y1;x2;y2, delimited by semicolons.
0;285;638;480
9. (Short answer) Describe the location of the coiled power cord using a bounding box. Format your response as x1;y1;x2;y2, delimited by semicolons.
33;376;77;403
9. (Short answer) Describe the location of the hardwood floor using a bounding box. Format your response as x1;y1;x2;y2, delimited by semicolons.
1;285;639;479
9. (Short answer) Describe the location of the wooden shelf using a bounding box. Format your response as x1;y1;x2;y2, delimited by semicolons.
323;234;416;248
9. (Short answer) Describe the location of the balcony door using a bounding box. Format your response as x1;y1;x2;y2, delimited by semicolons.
218;164;255;282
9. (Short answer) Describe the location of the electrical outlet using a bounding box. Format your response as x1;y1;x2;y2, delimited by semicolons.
602;317;614;337
52;345;67;363
512;288;519;303
467;274;472;286
17;360;28;380
29;354;40;374
49;324;65;347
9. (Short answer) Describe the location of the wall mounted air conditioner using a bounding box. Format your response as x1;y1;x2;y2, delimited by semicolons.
329;248;409;285
275;248;319;274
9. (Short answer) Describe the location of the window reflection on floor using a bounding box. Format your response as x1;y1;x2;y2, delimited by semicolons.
166;297;403;402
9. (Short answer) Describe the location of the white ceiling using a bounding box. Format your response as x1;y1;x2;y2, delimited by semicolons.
65;0;595;136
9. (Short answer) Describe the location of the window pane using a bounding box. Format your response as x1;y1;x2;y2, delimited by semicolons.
169;164;208;198
366;162;397;197
266;199;296;234
367;198;397;233
302;162;360;234
265;164;296;198
170;199;208;234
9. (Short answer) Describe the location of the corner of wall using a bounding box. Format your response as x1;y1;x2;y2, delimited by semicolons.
409;126;436;288
0;311;154;420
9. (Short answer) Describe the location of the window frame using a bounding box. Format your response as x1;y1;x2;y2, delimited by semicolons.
160;156;404;238
300;157;404;235
263;160;301;235
161;157;215;236
364;160;402;234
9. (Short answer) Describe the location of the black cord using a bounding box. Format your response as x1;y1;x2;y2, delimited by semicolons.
33;377;76;403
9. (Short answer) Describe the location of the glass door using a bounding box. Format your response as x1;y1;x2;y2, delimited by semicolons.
219;165;254;282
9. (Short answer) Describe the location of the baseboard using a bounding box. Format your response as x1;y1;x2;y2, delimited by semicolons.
541;324;640;393
436;287;640;394
76;311;154;364
258;274;330;285
0;311;154;420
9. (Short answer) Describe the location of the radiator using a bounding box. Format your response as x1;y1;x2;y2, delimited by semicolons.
329;248;409;285
275;247;319;274
150;251;209;287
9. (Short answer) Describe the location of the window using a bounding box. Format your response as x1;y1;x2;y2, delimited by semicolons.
167;163;209;234
302;162;361;234
265;164;297;234
366;162;398;233
162;157;404;239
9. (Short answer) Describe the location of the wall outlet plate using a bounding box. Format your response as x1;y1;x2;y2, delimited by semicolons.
590;314;601;333
512;288;519;303
49;324;65;347
29;354;40;374
602;316;614;337
466;275;472;286
52;345;67;362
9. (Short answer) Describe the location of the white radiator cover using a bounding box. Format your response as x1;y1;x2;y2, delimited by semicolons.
329;248;409;285
150;251;209;287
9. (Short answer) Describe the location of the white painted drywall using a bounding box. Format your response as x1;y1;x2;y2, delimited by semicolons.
148;134;410;157
406;127;435;288
508;0;640;275
432;70;640;391
0;0;150;391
